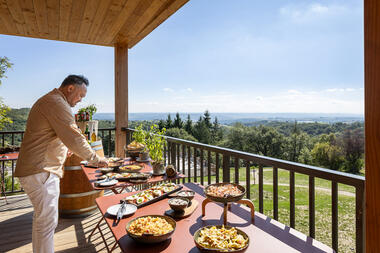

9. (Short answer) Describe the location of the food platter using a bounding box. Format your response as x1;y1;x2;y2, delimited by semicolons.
125;183;182;208
194;225;249;253
119;164;143;173
117;172;151;182
126;215;176;244
204;183;246;203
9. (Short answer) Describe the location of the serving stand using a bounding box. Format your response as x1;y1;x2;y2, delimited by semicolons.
201;183;255;225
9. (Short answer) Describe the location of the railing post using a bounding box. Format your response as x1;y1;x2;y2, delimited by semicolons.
222;155;230;183
356;184;365;253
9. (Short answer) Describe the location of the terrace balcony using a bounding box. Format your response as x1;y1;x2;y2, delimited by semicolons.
0;0;379;251
0;128;365;252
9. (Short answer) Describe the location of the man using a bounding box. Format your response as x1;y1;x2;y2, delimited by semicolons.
15;75;108;253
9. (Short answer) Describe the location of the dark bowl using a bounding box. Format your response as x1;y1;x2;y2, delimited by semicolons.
204;183;246;203
127;149;143;158
194;225;249;253
176;190;195;202
100;167;114;174
168;197;189;211
126;215;176;244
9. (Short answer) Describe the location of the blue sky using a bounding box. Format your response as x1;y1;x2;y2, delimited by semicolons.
0;0;363;114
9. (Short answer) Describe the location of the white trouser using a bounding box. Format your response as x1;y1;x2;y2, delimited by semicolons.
19;172;60;253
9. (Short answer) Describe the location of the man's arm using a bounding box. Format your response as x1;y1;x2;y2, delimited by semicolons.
39;100;107;166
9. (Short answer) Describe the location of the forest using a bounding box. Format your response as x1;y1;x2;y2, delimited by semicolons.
1;108;364;175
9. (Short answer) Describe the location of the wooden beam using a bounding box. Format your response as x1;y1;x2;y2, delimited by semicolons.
128;0;189;48
6;0;27;35
46;0;59;40
114;43;128;157
365;0;380;252
20;0;39;36
59;0;72;40
101;0;140;45
67;0;86;41
77;0;98;43
33;0;49;36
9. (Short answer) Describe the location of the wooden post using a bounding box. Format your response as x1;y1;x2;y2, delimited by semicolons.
115;43;128;157
365;0;380;251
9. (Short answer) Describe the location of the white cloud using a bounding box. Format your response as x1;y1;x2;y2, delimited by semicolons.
186;88;193;92
163;88;174;93
130;87;364;114
279;3;349;24
287;89;302;95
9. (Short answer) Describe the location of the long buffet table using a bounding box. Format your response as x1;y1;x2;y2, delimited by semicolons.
81;158;185;194
91;182;334;253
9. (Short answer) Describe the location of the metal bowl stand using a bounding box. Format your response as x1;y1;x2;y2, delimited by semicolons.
201;198;255;225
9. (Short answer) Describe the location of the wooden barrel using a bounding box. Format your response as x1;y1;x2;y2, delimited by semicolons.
59;154;103;218
90;140;104;157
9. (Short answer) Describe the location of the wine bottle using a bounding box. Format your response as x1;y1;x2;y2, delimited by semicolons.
84;124;90;140
91;126;97;142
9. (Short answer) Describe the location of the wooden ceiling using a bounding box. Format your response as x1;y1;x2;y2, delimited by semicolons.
0;0;188;48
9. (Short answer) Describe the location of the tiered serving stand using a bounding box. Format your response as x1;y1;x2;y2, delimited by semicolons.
202;182;255;225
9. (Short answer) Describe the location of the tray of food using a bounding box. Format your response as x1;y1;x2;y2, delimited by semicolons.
107;157;123;163
119;164;143;173
125;182;182;207
118;172;151;182
126;215;176;244
204;183;246;203
194;225;249;252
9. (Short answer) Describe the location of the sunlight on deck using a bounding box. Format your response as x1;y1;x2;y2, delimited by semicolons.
0;193;120;253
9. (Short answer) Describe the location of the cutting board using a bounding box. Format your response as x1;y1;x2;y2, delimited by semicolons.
165;200;199;218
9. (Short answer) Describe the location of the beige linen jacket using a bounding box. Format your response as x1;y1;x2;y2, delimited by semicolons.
15;88;100;178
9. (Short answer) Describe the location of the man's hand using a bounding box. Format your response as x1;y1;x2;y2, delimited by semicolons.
97;157;109;168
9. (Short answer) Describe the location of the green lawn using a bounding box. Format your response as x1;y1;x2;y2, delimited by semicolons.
188;166;356;252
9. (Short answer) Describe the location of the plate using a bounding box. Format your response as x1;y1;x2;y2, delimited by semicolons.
97;179;118;187
126;215;176;244
106;203;137;217
136;157;151;162
194;225;249;252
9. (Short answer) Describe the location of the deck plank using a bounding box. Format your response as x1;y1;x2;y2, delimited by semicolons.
0;193;121;252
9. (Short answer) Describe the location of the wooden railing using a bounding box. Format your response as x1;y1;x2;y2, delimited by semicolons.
0;128;116;195
124;127;365;253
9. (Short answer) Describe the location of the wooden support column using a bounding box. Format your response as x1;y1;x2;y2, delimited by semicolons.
115;43;128;157
365;0;380;251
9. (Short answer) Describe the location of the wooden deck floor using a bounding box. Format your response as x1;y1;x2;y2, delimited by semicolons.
0;193;122;253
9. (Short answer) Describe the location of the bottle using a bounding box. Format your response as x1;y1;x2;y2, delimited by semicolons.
84;124;90;140
91;126;97;142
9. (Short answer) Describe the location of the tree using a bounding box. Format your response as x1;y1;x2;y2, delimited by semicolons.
341;129;364;174
158;119;165;130
203;110;212;129
311;134;344;171
165;114;173;129
0;57;13;130
245;125;285;158
184;114;193;135
211;117;223;143
285;123;312;163
193;116;211;144
166;127;197;142
173;112;183;129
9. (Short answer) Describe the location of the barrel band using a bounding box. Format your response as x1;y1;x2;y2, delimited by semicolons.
60;190;99;198
59;205;97;214
64;166;82;171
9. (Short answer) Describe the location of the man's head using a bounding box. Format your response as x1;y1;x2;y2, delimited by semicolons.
59;75;89;107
